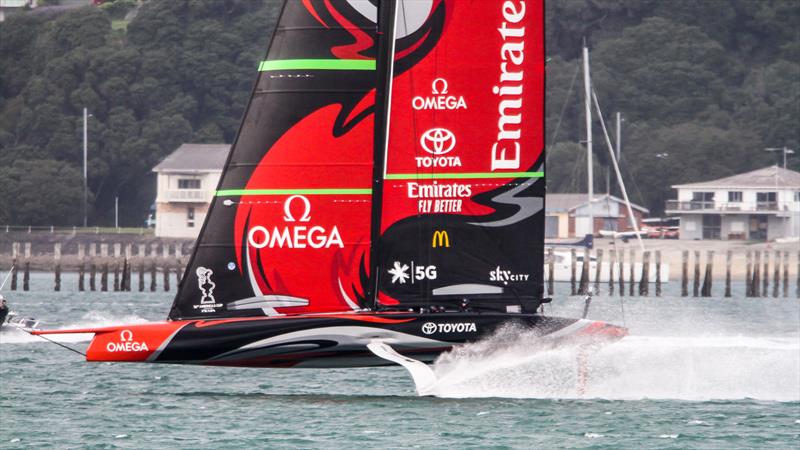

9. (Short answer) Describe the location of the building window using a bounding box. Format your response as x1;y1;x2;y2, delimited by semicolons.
756;192;777;210
178;179;201;189
187;207;195;228
702;214;721;239
691;192;714;209
795;191;800;202
728;191;742;202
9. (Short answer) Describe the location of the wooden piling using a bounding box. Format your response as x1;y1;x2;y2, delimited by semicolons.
23;261;30;291
101;263;109;292
594;249;603;293
10;257;17;291
113;263;120;292
547;247;554;296
629;249;635;296
138;263;145;292
609;249;616;296
579;248;590;295
78;262;85;291
782;252;789;298
655;250;662;297
149;263;157;292
701;250;713;297
90;263;96;291
762;252;769;297
752;251;761;298
772;251;780;298
163;266;170;292
724;250;732;298
121;258;129;292
692;250;700;297
570;248;577;296
618;249;625;295
639;251;650;296
54;264;61;292
54;243;61;292
745;251;752;297
175;263;182;286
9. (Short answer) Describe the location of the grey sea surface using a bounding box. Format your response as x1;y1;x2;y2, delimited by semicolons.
1;273;798;449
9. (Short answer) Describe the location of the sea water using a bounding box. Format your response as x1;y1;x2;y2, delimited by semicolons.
1;273;798;449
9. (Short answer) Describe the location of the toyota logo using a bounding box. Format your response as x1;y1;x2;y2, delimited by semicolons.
421;322;437;335
420;128;456;155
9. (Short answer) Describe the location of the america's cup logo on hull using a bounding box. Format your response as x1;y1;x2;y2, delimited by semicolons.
417;128;461;168
248;195;344;249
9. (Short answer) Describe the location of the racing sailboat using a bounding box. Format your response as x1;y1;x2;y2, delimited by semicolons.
35;0;626;380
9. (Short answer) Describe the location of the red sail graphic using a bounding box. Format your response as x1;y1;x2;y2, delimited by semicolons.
378;0;545;309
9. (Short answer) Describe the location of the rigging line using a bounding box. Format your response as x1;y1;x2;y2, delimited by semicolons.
23;329;87;357
0;263;15;291
591;86;644;252
546;60;581;157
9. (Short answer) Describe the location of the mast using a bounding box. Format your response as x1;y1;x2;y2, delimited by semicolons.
582;41;594;235
368;0;398;309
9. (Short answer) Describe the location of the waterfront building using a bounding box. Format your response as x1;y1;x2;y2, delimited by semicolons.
546;193;648;238
152;143;229;238
665;166;800;241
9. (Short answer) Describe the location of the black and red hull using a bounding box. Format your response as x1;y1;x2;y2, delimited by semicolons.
34;312;626;368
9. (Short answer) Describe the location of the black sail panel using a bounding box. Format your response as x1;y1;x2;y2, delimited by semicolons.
169;1;380;320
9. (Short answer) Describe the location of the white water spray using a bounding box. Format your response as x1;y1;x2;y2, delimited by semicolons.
421;299;800;402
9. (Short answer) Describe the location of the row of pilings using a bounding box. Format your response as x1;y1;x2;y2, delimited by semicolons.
2;241;799;298
545;248;799;298
4;242;184;292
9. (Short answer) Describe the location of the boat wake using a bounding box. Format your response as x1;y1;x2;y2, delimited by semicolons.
425;328;800;401
0;311;148;344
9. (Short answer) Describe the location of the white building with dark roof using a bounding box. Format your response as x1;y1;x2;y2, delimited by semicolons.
152;143;229;238
665;166;800;241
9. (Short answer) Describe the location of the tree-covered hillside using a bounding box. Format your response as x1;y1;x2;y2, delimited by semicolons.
0;0;797;226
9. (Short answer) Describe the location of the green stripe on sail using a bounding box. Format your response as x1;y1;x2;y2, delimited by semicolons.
216;188;372;197
384;172;544;180
258;59;376;71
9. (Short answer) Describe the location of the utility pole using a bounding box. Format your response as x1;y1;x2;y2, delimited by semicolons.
115;196;119;230
83;108;89;227
582;40;594;236
765;146;795;170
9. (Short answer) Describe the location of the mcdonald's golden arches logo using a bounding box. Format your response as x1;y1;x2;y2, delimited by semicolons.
432;230;450;248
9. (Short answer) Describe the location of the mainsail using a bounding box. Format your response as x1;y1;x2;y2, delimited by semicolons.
170;1;381;319
376;0;546;312
170;0;545;320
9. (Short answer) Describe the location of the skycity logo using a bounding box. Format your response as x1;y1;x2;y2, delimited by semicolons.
106;330;149;353
489;266;530;285
411;78;468;111
248;195;344;249
421;322;477;335
417;128;461;168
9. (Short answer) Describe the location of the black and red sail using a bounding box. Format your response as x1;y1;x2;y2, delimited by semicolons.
170;1;380;319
